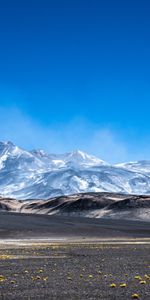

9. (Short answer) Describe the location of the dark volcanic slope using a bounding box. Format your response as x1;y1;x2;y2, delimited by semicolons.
0;192;150;221
21;192;118;214
107;196;150;210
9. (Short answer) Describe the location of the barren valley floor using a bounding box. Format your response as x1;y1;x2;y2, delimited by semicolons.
0;213;150;299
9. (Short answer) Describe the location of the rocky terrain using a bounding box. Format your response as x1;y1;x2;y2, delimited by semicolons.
0;192;150;222
0;243;150;300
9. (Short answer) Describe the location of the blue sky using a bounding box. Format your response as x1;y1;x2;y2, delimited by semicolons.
0;0;150;163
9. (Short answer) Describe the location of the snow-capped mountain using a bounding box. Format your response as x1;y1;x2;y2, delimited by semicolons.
116;160;150;174
0;141;150;199
31;149;107;169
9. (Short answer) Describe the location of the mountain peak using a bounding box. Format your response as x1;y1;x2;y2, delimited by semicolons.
65;149;108;167
0;140;15;147
69;149;90;158
0;141;16;154
0;140;150;199
31;149;48;158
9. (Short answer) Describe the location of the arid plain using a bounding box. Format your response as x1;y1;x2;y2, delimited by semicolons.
0;212;150;299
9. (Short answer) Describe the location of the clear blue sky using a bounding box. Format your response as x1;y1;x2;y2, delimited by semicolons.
0;0;150;162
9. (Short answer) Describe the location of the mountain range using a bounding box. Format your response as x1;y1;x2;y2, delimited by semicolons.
0;141;150;199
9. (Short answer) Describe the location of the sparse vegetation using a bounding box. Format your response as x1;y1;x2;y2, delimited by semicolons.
0;243;149;299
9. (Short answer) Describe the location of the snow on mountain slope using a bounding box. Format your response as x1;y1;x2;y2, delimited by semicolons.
116;160;150;174
1;141;150;199
31;149;107;169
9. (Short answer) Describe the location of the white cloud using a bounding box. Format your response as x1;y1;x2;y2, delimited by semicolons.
0;106;144;163
87;128;129;163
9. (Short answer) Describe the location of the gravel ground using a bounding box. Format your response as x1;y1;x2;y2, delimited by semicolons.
0;212;150;240
0;243;150;300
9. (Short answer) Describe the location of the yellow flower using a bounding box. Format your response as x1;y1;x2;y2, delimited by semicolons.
139;280;146;284
144;274;150;279
0;275;6;282
43;277;48;281
31;276;36;281
110;283;116;288
120;283;127;288
131;294;140;299
134;276;142;280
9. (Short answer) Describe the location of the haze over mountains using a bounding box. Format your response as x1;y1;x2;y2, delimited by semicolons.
0;141;150;200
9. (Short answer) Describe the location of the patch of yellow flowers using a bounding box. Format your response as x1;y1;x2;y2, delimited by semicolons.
0;275;6;282
0;254;14;260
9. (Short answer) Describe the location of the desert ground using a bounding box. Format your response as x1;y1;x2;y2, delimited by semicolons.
0;212;150;299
